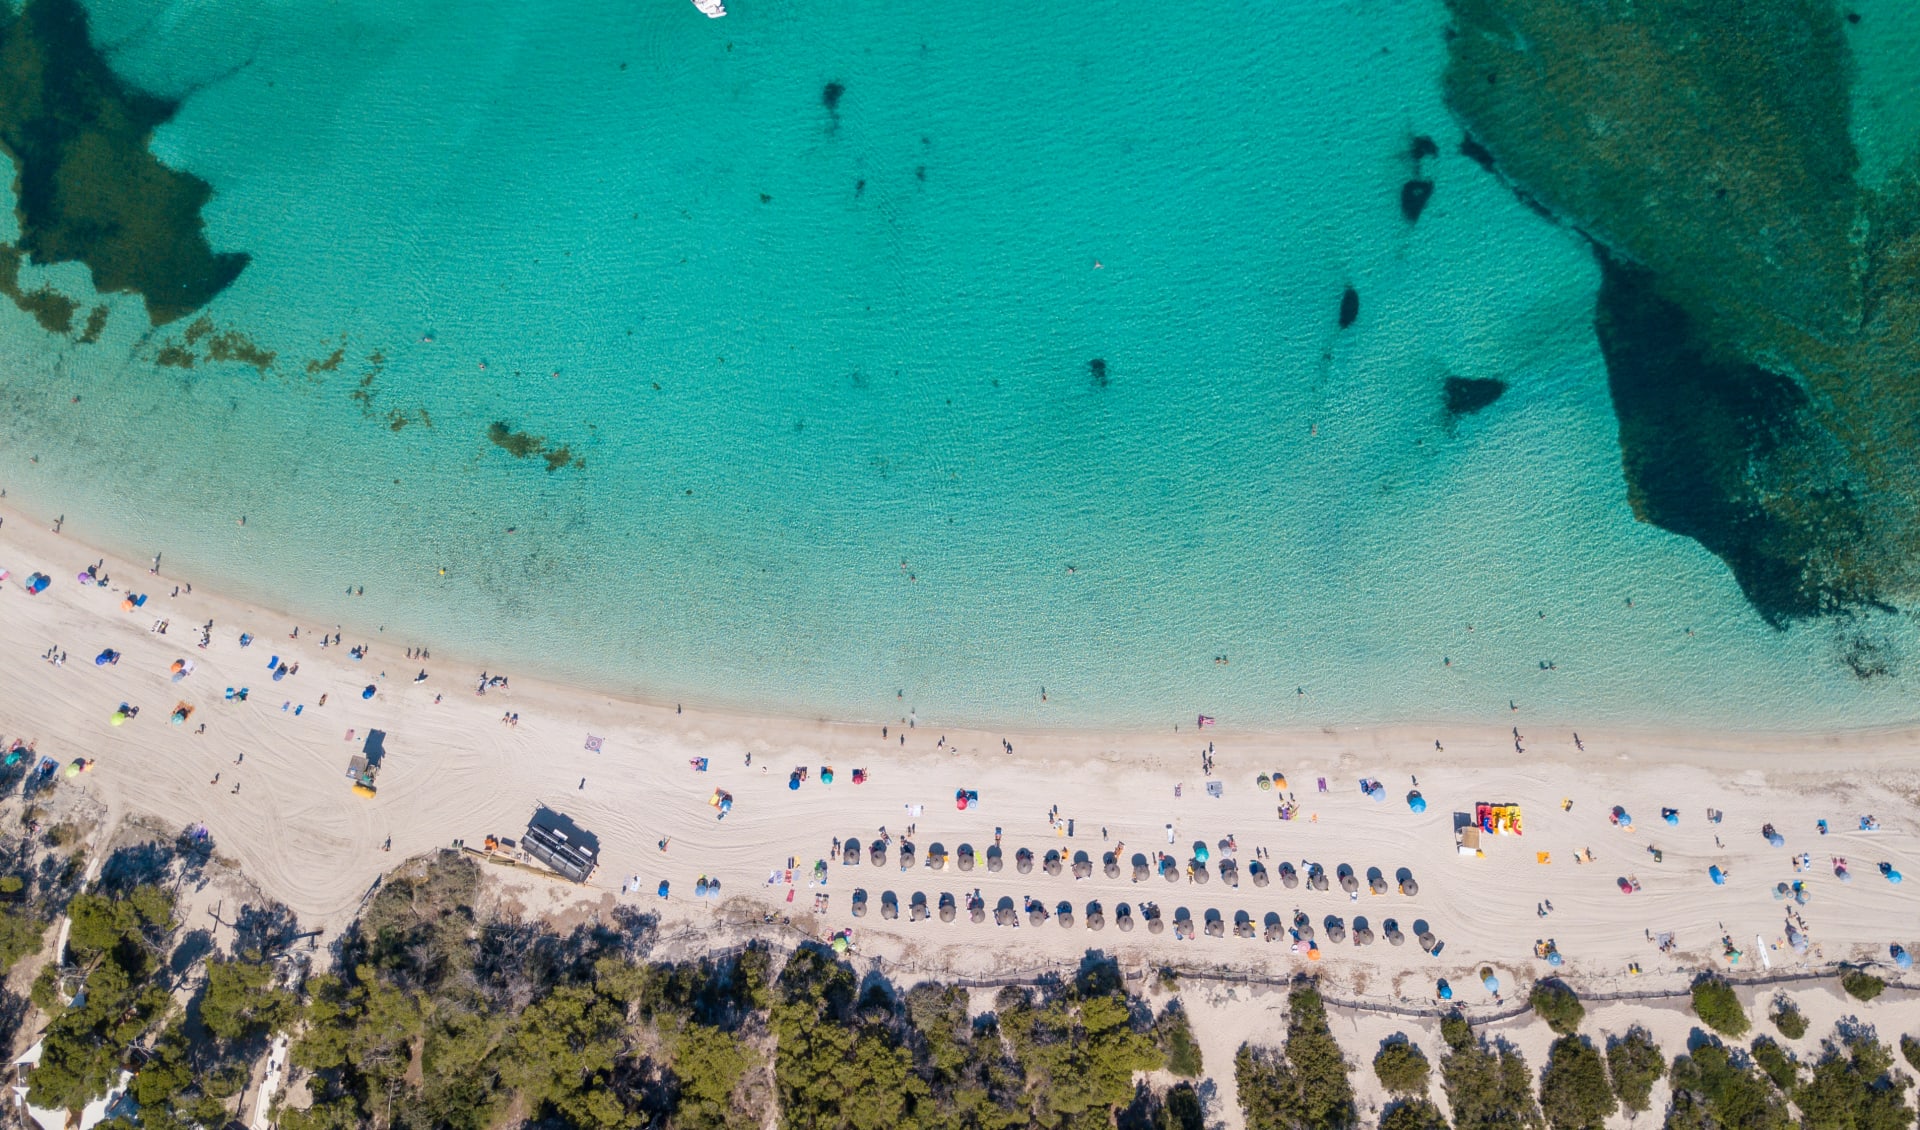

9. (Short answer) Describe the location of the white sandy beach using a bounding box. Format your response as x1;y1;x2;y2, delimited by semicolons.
0;499;1916;1020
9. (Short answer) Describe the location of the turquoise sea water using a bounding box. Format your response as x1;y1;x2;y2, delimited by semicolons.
0;0;1916;730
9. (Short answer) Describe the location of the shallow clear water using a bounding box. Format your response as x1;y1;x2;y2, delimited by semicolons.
0;0;1914;730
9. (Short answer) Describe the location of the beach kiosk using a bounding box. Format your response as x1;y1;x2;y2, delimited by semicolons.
347;729;386;797
523;810;598;883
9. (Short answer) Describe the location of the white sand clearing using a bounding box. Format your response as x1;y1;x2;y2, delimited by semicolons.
0;500;1916;1013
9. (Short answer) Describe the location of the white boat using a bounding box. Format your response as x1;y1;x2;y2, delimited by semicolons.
692;0;726;16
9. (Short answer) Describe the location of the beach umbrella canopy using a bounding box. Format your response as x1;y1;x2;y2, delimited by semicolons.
361;685;376;699
821;769;834;784
788;775;801;790
110;711;126;726
657;881;669;898
1407;792;1427;813
1482;974;1500;994
1709;866;1727;885
1194;844;1210;863
1893;945;1913;970
832;935;848;953
1881;862;1903;884
1547;951;1564;967
1438;979;1453;1000
94;650;113;666
1665;810;1680;825
1369;784;1386;802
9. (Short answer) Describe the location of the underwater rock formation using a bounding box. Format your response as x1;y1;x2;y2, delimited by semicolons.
1442;375;1506;418
1445;0;1920;622
1400;178;1434;222
0;0;248;325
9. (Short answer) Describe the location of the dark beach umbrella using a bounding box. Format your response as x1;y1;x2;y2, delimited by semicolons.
1057;901;1075;928
1205;917;1225;938
843;839;861;866
1251;861;1269;887
909;894;929;922
1148;913;1165;935
1192;862;1211;885
1417;930;1437;952
939;895;955;922
927;844;948;871
1017;848;1033;874
1235;911;1255;938
1401;876;1419;896
1369;874;1388;896
1325;918;1347;944
1073;856;1093;880
1044;851;1062;877
1293;911;1314;941
1354;925;1375;946
852;889;868;917
1384;918;1405;945
996;906;1016;926
957;844;975;872
1117;907;1135;932
1280;862;1299;888
1265;920;1286;942
987;845;1003;872
1087;902;1105;930
1338;865;1359;894
1310;866;1329;892
1175;917;1195;940
1029;905;1047;926
1105;853;1121;879
1133;853;1150;882
870;841;887;866
899;842;916;870
1162;857;1180;883
971;904;985;923
1221;859;1239;887
881;893;899;920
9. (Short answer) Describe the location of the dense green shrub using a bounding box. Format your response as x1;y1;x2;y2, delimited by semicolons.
1668;1041;1791;1130
1441;1023;1543;1130
1691;977;1750;1038
1380;1099;1449;1130
1750;1037;1798;1092
1529;981;1585;1036
1373;1040;1431;1096
1540;1036;1617;1130
1440;1013;1473;1051
1232;984;1355;1130
1605;1027;1663;1114
1840;969;1886;1002
1159;1004;1204;1078
1795;1035;1913;1130
1772;1001;1809;1040
1901;1035;1920;1075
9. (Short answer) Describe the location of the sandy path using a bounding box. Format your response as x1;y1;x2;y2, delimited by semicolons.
0;501;1916;1011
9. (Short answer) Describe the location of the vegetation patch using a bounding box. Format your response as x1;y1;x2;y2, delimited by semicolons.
1691;976;1750;1037
1538;1036;1616;1130
1604;1027;1662;1114
1773;1000;1810;1039
488;420;584;472
1840;968;1887;1001
1528;980;1584;1036
0;0;248;325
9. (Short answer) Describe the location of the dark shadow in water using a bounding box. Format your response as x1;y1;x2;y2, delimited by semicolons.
1442;376;1506;418
1337;286;1359;329
1594;253;1876;625
0;0;249;325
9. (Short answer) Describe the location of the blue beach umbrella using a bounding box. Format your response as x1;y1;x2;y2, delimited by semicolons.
1664;809;1679;826
1709;866;1726;885
788;774;801;790
658;880;669;898
695;877;710;897
1482;974;1500;994
1407;791;1427;814
1369;784;1386;803
1437;979;1453;1001
1893;945;1913;970
1547;951;1564;967
1880;862;1903;884
94;650;114;666
361;684;376;700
